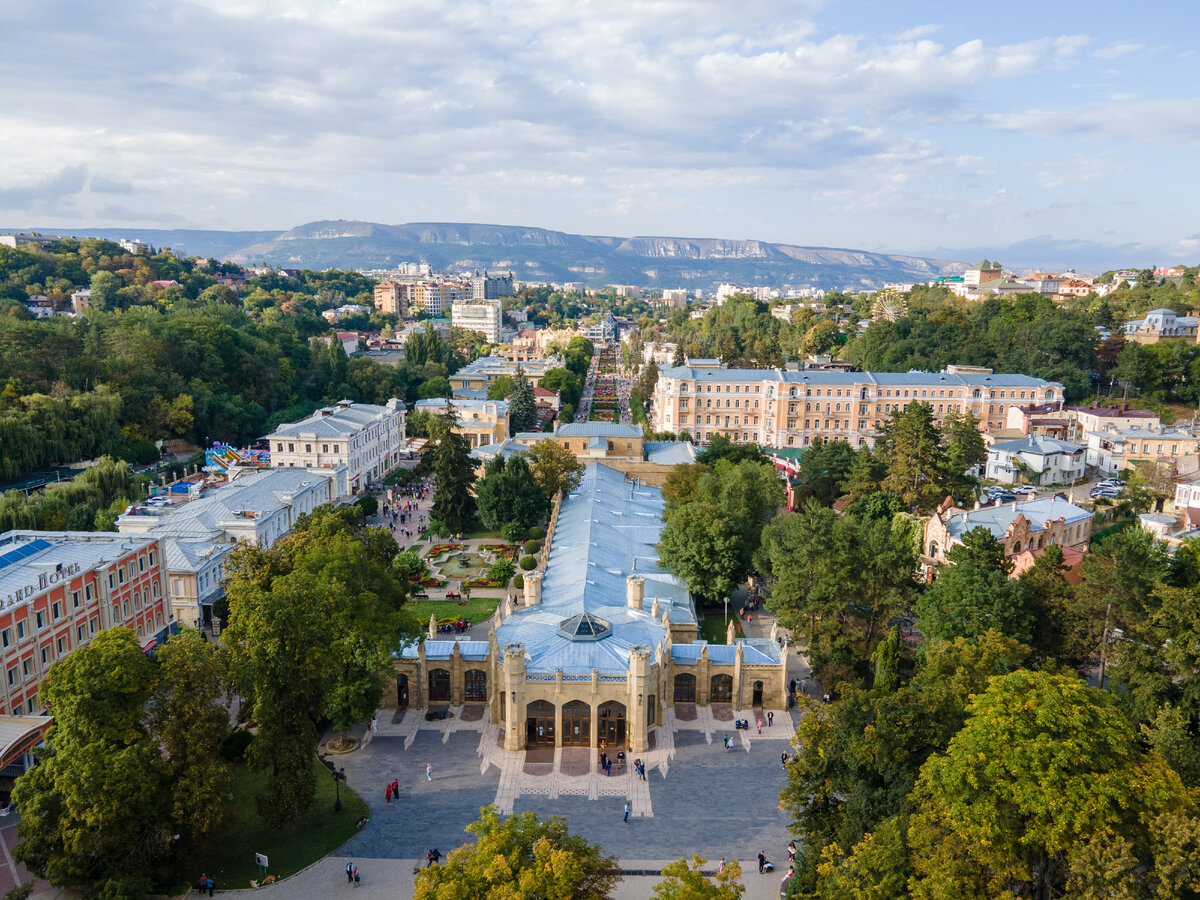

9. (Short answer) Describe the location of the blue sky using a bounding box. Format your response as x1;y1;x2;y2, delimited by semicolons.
1;0;1197;269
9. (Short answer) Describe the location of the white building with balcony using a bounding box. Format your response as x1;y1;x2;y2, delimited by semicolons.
985;436;1086;486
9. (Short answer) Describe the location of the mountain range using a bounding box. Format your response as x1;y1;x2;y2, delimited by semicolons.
8;220;968;290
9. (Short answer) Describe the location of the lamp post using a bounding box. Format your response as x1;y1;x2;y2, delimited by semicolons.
332;766;345;812
724;596;729;635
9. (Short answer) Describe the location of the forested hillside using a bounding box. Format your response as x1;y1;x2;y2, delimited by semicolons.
0;239;465;479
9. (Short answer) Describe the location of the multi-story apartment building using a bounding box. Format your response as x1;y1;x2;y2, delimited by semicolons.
373;280;408;316
263;399;406;491
0;531;171;715
471;271;515;301
451;298;504;343
652;362;1063;449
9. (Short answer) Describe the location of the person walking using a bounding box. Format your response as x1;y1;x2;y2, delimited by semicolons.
718;857;726;874
346;862;354;884
623;800;631;822
392;779;398;798
353;865;360;888
385;783;392;803
757;718;762;734
426;762;433;782
767;710;774;727
788;840;796;862
758;850;766;874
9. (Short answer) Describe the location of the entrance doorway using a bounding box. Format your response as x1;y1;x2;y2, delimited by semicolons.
526;700;555;746
428;668;451;702
752;680;763;707
674;673;696;702
711;674;733;703
397;674;409;709
598;701;626;748
562;700;590;745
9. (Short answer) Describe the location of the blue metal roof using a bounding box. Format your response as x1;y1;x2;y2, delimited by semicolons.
945;497;1091;542
495;462;695;674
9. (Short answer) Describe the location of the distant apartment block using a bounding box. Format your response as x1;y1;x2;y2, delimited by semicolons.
661;289;688;307
374;279;408;316
451;297;504;343
471;271;515;301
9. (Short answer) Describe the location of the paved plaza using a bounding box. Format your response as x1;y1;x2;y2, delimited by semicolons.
289;697;800;898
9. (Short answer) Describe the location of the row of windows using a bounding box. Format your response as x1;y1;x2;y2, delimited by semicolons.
675;381;1050;402
278;441;342;454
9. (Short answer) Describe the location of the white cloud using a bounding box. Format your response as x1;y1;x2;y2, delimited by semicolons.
1095;41;1145;59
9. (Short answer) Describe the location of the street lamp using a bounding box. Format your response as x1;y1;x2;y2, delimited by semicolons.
332;766;345;812
724;596;729;634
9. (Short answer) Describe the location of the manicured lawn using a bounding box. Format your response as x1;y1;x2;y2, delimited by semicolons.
698;613;744;644
464;524;502;540
410;597;500;625
184;757;368;891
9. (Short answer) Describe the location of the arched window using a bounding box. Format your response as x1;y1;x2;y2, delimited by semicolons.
428;668;451;702
674;673;696;702
464;669;487;701
710;674;733;703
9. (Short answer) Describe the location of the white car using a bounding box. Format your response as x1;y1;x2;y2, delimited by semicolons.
1012;485;1037;496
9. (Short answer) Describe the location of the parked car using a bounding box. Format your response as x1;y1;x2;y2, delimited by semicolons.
991;492;1016;504
1012;485;1037;496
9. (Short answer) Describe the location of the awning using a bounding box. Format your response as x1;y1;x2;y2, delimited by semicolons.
0;715;52;769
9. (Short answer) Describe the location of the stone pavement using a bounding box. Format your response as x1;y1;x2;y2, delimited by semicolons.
321;699;797;863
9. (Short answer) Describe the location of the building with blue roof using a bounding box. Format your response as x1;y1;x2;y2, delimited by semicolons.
924;494;1092;565
390;462;785;753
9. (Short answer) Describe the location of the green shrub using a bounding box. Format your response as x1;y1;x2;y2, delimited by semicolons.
519;555;537;571
523;539;541;555
527;525;543;540
514;573;524;590
355;494;379;517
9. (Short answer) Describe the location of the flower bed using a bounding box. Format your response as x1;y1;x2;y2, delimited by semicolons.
424;543;465;558
411;577;444;587
481;544;516;557
589;410;615;422
464;578;505;588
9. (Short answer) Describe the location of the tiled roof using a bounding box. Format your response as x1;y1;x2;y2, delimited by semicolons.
990;436;1084;456
265;401;401;440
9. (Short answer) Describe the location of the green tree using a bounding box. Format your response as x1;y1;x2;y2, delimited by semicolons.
476;456;549;534
660;460;781;604
652;855;744;899
149;632;232;841
879;402;946;511
909;670;1197;900
429;412;477;535
508;372;538;434
780;631;1031;897
487;374;515;401
793;438;856;506
13;629;167;896
539;368;582;407
940;410;986;503
413;806;620;900
916;527;1034;644
525;438;584;500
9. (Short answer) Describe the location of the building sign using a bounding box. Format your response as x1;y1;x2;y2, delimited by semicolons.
3;562;80;606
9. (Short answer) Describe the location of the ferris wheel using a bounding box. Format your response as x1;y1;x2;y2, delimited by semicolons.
871;290;907;322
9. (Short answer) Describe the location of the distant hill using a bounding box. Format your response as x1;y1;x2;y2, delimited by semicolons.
9;220;966;290
2;226;278;262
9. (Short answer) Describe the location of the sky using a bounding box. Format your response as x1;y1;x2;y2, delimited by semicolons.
2;0;1199;268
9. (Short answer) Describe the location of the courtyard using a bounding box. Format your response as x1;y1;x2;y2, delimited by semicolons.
274;700;801;898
